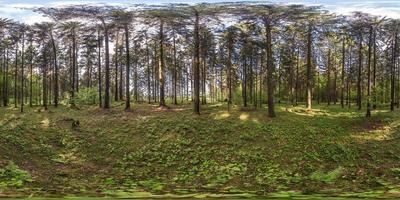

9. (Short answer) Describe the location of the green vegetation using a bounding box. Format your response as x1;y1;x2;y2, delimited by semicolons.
0;103;399;199
0;162;32;189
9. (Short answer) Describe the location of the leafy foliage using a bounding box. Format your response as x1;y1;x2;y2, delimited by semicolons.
310;167;343;184
0;162;32;189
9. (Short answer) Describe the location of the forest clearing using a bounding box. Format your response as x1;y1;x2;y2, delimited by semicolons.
0;0;400;199
1;102;400;198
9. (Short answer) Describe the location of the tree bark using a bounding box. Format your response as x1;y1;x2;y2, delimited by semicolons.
327;48;331;106
114;31;119;102
97;28;102;108
173;29;178;105
306;24;313;110
366;26;373;117
14;44;18;108
50;31;58;107
357;32;363;110
103;21;111;109
21;33;25;112
124;24;130;111
391;29;398;111
29;41;33;107
265;20;275;117
158;19;166;107
193;11;200;114
341;36;345;108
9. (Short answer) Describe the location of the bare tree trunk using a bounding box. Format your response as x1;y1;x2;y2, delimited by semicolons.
173;29;178;105
357;32;363;110
366;26;373;117
14;44;18;108
158;19;166;107
227;34;233;111
103;21;111;109
243;57;247;107
295;47;299;106
72;33;76;99
97;28;102;108
327;48;331;106
372;29;377;109
0;49;3;107
193;11;200;114
21;33;25;112
265;20;275;117
341;36;345;108
124;24;130;111
119;46;123;101
114;31;119;102
306;24;313;110
43;52;48;110
29;42;33;107
50;31;58;107
391;29;398;111
3;48;8;107
146;33;151;103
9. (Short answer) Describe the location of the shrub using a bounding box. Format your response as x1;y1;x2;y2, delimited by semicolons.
0;162;32;189
76;88;98;105
310;167;343;184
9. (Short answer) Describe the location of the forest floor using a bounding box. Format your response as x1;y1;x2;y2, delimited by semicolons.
0;101;400;199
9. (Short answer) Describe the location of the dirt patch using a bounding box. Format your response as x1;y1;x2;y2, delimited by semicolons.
355;119;386;132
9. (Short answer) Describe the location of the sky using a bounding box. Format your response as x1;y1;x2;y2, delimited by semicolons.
0;0;399;24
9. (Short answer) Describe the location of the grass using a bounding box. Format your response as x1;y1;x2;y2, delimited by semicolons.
0;101;399;199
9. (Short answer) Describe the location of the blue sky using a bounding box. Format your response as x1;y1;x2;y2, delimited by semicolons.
1;0;399;24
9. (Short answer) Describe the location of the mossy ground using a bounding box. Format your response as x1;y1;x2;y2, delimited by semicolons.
0;102;399;199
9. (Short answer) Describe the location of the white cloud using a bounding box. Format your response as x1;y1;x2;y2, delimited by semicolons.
24;14;51;25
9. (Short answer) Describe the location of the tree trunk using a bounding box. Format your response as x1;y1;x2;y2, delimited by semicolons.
98;28;102;108
295;47;299;106
43;52;48;110
50;31;58;107
158;19;166;107
227;33;233;111
243;57;247;107
391;29;398;111
366;26;373;117
72;33;76;99
14;44;18;108
20;33;25;112
341;36;345;108
29;42;33;107
327;48;331;105
124;24;130;111
173;29;178;105
119;46;123;101
265;20;275;117
146;33;151;103
193;11;200;114
357;32;363;110
306;24;313;110
2;48;8;107
372;28;377;109
103;21;111;109
114;31;119;102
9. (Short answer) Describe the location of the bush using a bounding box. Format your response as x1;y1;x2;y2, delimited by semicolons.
76;88;98;105
0;162;32;189
310;167;343;184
